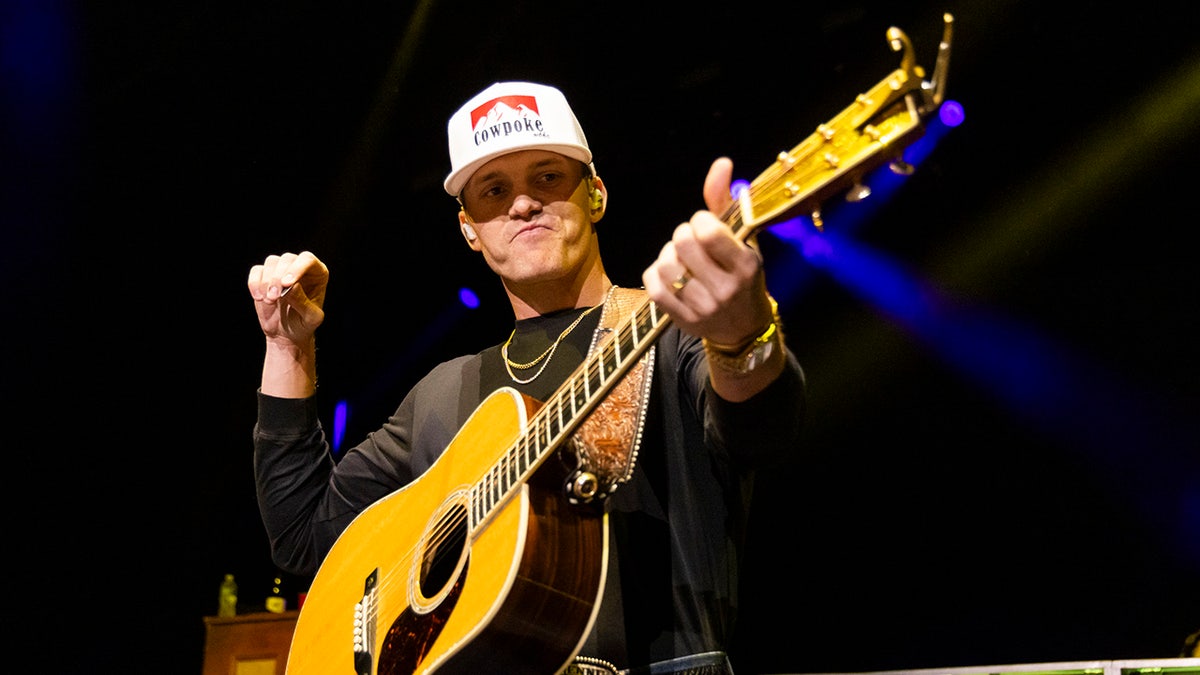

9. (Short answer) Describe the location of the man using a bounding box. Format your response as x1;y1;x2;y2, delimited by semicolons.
249;81;805;674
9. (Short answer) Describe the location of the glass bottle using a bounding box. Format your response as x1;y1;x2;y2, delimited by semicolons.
218;574;238;617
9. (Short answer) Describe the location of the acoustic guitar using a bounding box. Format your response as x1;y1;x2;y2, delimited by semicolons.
285;15;955;675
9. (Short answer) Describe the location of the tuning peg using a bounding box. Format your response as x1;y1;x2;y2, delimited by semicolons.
811;209;824;231
846;181;872;203
923;13;954;112
889;159;915;175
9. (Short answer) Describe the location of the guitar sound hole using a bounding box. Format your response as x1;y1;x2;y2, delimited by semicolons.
420;503;468;598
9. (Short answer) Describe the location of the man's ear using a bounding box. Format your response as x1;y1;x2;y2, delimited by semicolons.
588;176;607;223
458;211;482;250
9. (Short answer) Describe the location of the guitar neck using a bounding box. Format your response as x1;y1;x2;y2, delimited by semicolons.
469;12;956;531
470;295;669;524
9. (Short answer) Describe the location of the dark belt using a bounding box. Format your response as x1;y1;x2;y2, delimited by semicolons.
565;651;734;675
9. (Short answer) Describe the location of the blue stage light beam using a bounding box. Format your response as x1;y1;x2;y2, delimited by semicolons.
762;98;1196;563
782;219;1199;564
458;287;480;309
332;400;348;451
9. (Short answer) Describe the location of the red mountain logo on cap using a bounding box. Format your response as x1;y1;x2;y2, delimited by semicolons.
470;95;539;129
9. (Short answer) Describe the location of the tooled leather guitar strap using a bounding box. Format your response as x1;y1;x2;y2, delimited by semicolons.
568;286;655;502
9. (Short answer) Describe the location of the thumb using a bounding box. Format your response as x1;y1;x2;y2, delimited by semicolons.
703;157;735;214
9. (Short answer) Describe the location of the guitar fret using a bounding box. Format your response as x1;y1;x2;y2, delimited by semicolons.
555;392;565;438
568;376;578;418
549;407;562;442
477;476;487;520
496;456;505;496
514;439;524;478
469;484;479;526
472;482;482;526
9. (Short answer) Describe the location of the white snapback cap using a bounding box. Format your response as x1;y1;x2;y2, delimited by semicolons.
443;81;594;196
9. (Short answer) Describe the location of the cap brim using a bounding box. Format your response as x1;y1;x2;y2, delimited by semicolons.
444;144;593;196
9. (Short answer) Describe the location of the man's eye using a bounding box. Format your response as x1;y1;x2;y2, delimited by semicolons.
536;172;563;186
480;185;507;199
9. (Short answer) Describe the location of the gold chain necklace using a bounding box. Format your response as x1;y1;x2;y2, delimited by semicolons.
502;293;608;385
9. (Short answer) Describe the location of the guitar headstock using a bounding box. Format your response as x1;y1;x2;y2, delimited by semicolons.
728;13;955;238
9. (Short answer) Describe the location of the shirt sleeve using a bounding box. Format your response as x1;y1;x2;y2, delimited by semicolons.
667;326;807;470
252;354;476;577
253;390;418;576
704;348;807;468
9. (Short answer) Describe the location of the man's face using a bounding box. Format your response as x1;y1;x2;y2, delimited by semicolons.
458;150;599;286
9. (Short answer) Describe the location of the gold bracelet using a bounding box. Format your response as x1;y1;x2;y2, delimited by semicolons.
703;297;783;375
703;296;780;352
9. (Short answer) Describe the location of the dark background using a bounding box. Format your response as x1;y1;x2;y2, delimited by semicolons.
4;1;1199;673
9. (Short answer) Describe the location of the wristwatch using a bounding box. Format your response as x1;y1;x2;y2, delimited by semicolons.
703;298;783;375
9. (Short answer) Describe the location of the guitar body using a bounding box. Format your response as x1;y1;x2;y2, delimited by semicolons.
286;388;608;675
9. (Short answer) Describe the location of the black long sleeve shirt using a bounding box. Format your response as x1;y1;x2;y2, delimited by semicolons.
254;306;806;670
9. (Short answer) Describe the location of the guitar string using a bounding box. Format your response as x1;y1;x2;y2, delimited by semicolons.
728;139;834;240
351;152;838;613
402;197;751;566
378;318;663;609
371;193;759;599
372;151;866;624
373;303;656;599
379;303;621;584
381;289;715;600
374;274;759;609
377;162;775;596
370;321;616;598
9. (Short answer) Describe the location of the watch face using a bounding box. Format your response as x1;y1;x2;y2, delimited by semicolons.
745;338;774;372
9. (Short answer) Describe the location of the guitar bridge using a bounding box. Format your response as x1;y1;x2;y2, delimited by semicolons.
353;569;378;675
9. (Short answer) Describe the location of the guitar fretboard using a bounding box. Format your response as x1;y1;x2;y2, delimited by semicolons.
469;296;670;528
